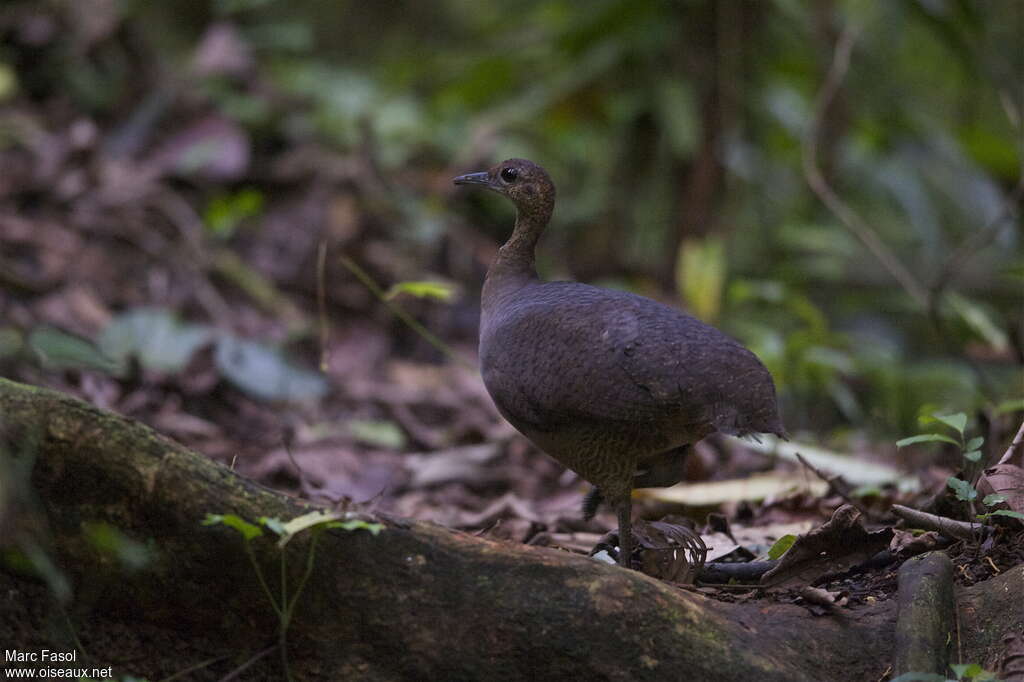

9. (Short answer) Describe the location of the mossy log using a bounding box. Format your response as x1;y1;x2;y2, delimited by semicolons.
0;378;1021;681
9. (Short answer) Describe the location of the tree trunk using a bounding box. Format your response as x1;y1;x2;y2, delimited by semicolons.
0;378;1020;681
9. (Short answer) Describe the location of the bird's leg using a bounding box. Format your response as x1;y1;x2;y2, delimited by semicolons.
616;498;633;568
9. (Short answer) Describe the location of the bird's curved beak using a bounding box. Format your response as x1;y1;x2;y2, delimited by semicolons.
453;171;491;187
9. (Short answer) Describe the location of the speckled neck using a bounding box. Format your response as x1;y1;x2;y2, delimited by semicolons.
482;207;549;315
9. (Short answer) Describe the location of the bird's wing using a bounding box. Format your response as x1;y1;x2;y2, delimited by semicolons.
481;283;782;436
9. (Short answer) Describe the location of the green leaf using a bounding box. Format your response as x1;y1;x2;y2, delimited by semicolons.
82;522;154;571
982;494;1007;507
676;236;725;323
0;62;17;101
0;327;23;359
933;412;967;436
989;509;1024;521
963;450;982;463
275;510;343;547
100;308;212;373
4;542;72;604
384;281;455;302
888;672;949;682
850;485;882;498
204;188;265;239
214;335;328;402
202;513;263;541
349;419;406;449
767;534;796;560
949;662;998;680
995;398;1024;415
272;511;384;548
964;436;984;451
260;517;287;536
326;519;384;535
28;327;121;374
655;80;697;156
946;478;978;503
948;292;1009;354
896;434;961;448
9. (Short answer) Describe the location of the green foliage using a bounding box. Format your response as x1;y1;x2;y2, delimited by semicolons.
899;408;1023;525
385;281;456;302
897;413;972;451
203;509;382;681
12;0;1021;441
202;513;263;541
82;522;154;572
977;509;1024;522
27;328;120;374
945;293;1010;355
933;412;968;435
896;434;961;448
7;311;327;406
214;335;328;402
30;308;329;403
995;398;1024;415
1;543;71;604
260;510;383;548
948;663;1000;681
0;327;23;359
348;419;407;450
204;188;265;239
677;236;725;323
99;308;212;373
767;534;796;560
0;62;16;100
890;661;1001;681
946;478;977;503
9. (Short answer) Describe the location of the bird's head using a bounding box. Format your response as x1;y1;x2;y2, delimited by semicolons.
454;158;555;225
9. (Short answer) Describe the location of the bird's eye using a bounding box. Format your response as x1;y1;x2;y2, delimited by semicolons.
500;167;518;183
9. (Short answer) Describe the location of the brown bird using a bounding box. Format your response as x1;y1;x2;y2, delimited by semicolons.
454;158;785;567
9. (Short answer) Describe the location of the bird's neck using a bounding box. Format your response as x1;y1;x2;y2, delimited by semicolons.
481;209;545;315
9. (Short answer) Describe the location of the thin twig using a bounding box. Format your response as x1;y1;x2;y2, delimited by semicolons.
245;543;283;618
998;419;1024;466
316;240;330;372
802;22;1006;400
793;451;881;521
217;645;277;682
152;189;234;322
802;23;930;309
890;503;987;542
933;173;1024;292
933;68;1024;292
338;254;476;370
159;656;226;682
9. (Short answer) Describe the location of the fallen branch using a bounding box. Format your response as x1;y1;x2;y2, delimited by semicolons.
890;504;987;542
0;379;1021;681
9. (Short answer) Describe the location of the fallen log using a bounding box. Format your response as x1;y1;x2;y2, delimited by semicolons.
0;378;1020;681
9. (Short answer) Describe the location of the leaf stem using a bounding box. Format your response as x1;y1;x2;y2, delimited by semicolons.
338;254;475;370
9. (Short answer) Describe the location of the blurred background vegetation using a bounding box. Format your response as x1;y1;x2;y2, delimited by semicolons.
1;0;1021;451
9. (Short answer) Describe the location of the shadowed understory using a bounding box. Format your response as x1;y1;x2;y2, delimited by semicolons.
0;379;1020;681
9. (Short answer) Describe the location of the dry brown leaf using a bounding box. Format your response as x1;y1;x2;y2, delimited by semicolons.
978;464;1024;517
760;504;892;589
889;529;943;557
